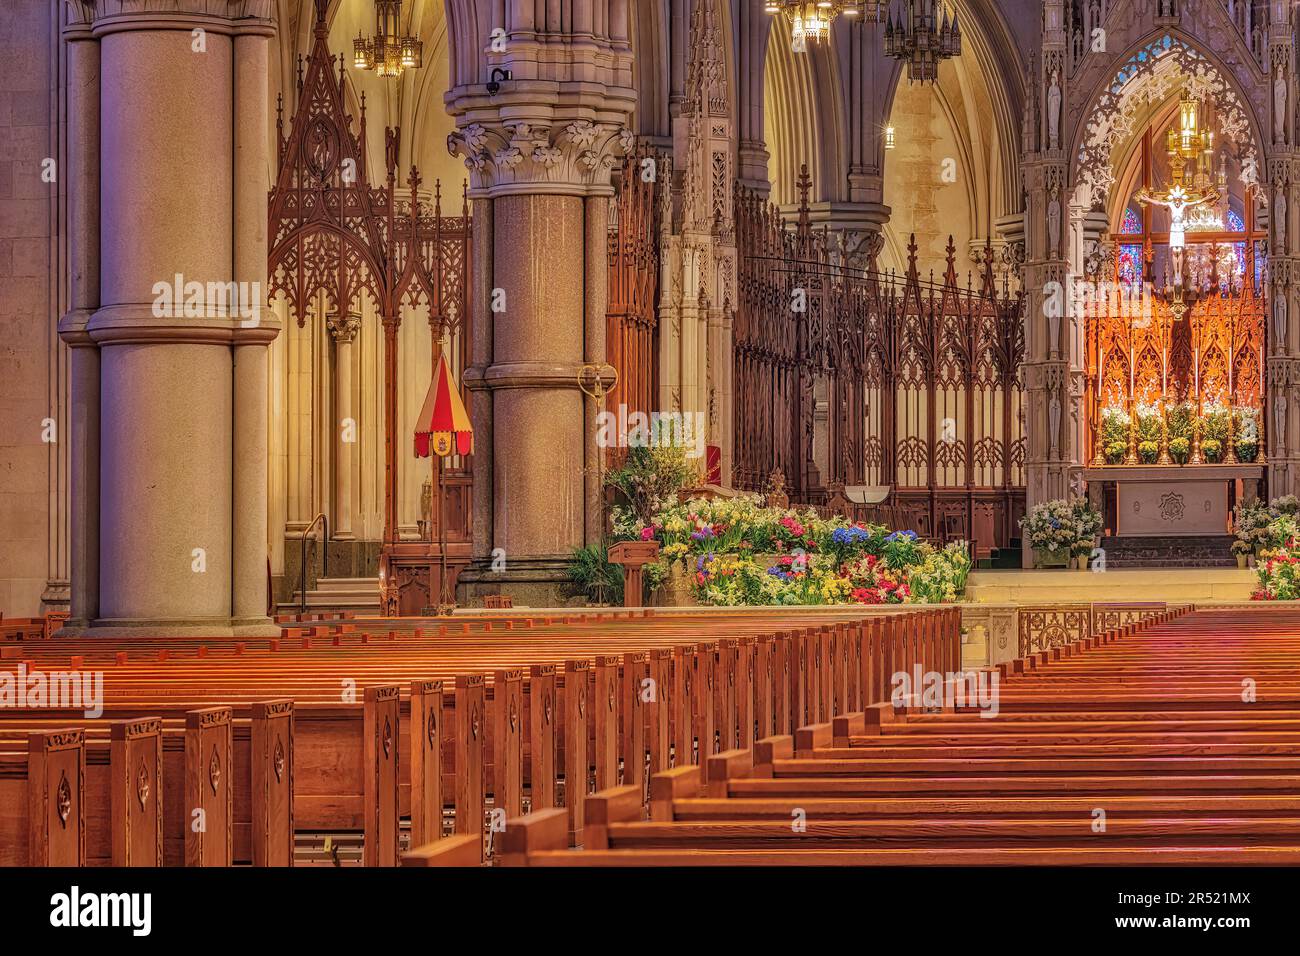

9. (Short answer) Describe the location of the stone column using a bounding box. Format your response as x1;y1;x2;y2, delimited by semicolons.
465;197;495;564
447;0;634;604
1021;0;1074;566
327;314;360;541
231;22;274;627
1267;3;1300;499
583;195;609;546
69;1;278;636
736;0;772;193
58;7;100;630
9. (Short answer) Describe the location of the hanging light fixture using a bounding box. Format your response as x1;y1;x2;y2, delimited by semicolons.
1135;94;1225;316
765;3;885;50
354;1;423;79
884;0;962;83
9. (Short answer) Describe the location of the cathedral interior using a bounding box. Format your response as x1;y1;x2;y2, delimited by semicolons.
5;0;1300;902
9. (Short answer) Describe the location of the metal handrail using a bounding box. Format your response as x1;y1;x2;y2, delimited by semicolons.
299;512;329;615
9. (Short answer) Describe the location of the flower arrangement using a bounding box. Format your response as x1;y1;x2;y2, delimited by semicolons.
1071;497;1103;557
1252;518;1300;601
1233;499;1273;556
616;494;970;606
1273;495;1300;516
904;542;972;604
1019;498;1076;560
1235;406;1260;462
1201;401;1231;463
1253;552;1300;601
1019;497;1102;566
1101;406;1130;464
1096;399;1262;466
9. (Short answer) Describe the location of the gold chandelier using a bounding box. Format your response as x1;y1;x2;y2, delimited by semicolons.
354;0;423;79
764;2;885;48
1135;95;1224;252
885;0;961;83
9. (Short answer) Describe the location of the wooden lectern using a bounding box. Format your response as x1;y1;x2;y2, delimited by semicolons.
607;541;661;608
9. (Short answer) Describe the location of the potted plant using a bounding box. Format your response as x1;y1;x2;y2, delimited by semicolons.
1138;440;1159;464
1200;437;1223;463
565;543;625;606
1231;539;1252;569
1169;436;1191;464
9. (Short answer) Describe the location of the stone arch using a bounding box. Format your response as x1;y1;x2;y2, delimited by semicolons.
762;18;840;206
878;0;1026;270
628;0;672;138
1071;31;1266;210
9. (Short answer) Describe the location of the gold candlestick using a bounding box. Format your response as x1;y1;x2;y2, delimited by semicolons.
1224;405;1239;464
1091;397;1107;466
1157;408;1172;465
1124;398;1139;465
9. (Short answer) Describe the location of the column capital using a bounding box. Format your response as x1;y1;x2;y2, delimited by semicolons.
82;1;274;38
447;116;634;199
326;311;361;344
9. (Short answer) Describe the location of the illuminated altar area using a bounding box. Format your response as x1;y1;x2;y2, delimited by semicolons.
1081;90;1267;539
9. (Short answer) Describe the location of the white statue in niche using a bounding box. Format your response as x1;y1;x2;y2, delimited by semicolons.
1047;71;1061;149
1047;195;1061;258
1049;395;1062;459
1276;189;1288;249
1276;72;1288;144
1275;393;1287;454
1275;295;1288;347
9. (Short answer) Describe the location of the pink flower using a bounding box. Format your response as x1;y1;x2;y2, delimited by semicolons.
640;526;655;541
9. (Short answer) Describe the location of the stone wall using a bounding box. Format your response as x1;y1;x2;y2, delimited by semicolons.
0;0;60;617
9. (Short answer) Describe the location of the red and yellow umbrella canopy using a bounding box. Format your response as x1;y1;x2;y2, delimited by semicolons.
414;352;473;458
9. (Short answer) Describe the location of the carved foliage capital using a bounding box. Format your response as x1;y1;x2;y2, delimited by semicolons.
447;119;632;196
327;312;361;344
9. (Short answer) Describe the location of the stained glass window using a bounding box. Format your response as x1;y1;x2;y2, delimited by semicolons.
1118;244;1143;287
1228;210;1246;280
1120;207;1142;235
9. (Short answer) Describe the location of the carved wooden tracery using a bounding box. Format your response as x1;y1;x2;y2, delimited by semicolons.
733;169;1026;553
605;148;663;466
267;0;471;609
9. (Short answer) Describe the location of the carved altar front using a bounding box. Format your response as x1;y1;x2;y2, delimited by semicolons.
1083;463;1262;538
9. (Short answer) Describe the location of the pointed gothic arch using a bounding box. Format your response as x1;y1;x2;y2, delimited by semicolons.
1070;31;1266;210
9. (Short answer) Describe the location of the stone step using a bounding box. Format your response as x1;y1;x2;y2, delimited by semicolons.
286;576;382;613
964;568;1256;605
314;577;381;591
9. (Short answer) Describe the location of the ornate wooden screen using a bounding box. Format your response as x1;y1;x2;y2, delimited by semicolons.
733;182;813;494
1084;280;1266;458
266;0;471;611
605;149;662;465
733;168;1025;553
877;238;1025;550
